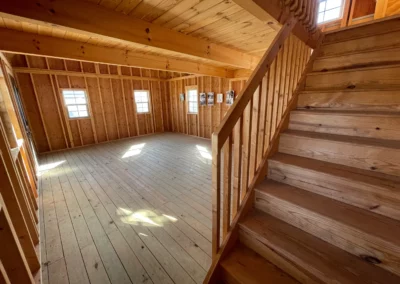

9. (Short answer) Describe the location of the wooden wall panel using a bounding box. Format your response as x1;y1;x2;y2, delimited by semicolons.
31;74;66;150
111;78;129;138
122;79;137;136
16;73;48;152
11;53;248;153
99;77;119;141
11;55;175;153
167;76;247;139
86;77;107;143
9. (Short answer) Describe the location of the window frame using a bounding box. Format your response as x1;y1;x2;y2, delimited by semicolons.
186;86;198;114
61;88;91;120
133;90;151;114
317;0;345;25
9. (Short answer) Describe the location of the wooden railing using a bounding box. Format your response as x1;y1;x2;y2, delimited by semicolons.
211;17;313;257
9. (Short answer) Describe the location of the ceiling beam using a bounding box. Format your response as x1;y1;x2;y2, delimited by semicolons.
0;28;235;78
0;0;259;69
232;0;321;48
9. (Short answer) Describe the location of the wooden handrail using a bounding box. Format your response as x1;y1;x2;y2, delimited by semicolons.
211;17;301;256
212;18;298;151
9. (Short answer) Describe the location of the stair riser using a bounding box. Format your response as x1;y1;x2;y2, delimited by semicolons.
239;229;319;284
289;113;400;140
298;91;400;111
321;31;400;57
314;47;400;72
305;66;400;91
267;161;400;221
254;190;400;276
279;134;400;176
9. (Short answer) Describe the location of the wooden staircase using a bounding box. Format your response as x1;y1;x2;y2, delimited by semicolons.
217;19;400;284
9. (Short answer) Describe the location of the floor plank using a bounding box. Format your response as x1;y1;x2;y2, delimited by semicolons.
39;133;212;284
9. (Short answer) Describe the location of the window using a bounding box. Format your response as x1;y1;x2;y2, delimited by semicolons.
134;90;150;114
317;0;344;24
62;89;89;119
187;88;198;114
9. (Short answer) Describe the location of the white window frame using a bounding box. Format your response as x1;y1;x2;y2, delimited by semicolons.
317;0;345;24
186;86;198;114
134;90;151;114
61;89;90;119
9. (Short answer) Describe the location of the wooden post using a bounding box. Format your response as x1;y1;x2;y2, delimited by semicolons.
0;194;35;283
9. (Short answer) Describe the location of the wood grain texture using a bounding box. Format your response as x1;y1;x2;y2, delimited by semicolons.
279;130;400;176
268;153;400;221
220;243;299;284
289;110;400;140
14;55;171;153
240;210;400;284
255;180;400;277
39;133;213;284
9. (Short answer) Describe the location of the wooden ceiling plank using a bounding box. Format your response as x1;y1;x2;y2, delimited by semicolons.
193;12;257;38
115;0;142;14
177;4;243;35
0;28;235;77
231;0;320;48
152;0;201;25
0;0;258;69
171;0;236;31
130;0;164;19
163;0;223;29
189;10;253;37
142;0;185;22
99;0;124;10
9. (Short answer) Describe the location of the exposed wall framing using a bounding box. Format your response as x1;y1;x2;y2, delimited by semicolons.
167;77;247;139
9;54;174;153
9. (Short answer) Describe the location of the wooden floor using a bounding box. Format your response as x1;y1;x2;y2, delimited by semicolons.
38;133;212;284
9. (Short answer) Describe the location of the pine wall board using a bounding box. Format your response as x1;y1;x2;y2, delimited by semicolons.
7;53;247;153
12;54;172;153
167;77;247;139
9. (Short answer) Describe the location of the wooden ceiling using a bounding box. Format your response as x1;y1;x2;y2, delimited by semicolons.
79;0;279;53
0;0;279;75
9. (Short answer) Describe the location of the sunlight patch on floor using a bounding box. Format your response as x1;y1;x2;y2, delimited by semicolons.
122;143;145;158
196;145;212;164
117;208;178;227
38;160;65;176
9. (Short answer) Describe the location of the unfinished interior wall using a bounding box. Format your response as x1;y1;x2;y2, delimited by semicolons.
167;77;247;139
8;54;173;153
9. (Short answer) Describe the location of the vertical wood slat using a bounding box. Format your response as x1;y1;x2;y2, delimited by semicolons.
211;141;221;256
29;74;52;151
48;74;69;148
248;86;261;182
0;151;39;273
232;117;242;216
222;134;232;239
0;194;34;284
0;259;11;284
256;74;268;166
16;155;37;211
240;100;252;199
83;77;99;143
264;60;276;151
15;158;38;227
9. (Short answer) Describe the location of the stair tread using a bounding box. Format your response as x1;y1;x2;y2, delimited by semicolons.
256;179;400;246
240;209;400;284
270;152;400;188
300;88;400;94
292;109;400;117
220;243;299;284
282;129;400;149
317;45;400;59
307;62;400;76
